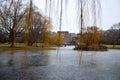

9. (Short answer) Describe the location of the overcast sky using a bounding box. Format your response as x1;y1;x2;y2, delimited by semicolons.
33;0;120;33
101;0;120;30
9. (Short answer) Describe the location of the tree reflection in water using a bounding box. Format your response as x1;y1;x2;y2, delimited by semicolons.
78;50;83;69
56;47;61;64
8;50;15;66
22;49;27;75
90;51;96;64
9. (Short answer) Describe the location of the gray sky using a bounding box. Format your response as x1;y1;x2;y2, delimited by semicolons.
33;0;120;33
101;0;120;30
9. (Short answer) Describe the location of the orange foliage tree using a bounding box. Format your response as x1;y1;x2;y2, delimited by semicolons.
83;26;103;49
50;33;64;46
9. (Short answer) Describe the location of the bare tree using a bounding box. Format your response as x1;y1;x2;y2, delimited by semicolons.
0;0;27;47
103;22;120;47
28;11;42;46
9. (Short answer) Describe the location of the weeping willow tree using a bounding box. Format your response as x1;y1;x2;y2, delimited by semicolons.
76;0;101;50
43;0;101;49
92;0;102;50
24;0;32;48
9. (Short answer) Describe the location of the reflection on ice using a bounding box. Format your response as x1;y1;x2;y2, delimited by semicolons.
56;47;61;63
0;46;120;80
8;50;15;66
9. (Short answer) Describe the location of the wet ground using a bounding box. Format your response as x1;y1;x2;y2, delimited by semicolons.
0;46;120;80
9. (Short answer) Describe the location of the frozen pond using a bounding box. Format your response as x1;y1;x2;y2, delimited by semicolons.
0;46;120;80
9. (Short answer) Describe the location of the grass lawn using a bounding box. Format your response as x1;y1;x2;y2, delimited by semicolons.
0;43;56;52
105;44;120;49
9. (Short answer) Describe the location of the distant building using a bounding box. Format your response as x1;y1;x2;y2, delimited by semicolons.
57;31;77;45
57;31;69;36
51;32;56;36
57;31;69;44
69;33;78;45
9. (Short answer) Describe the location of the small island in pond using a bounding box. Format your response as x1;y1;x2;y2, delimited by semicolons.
74;44;108;51
73;26;108;51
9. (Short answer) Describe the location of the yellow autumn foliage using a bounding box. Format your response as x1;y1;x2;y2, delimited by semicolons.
50;33;64;45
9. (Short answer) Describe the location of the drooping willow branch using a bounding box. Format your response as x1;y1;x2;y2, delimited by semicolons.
43;0;101;47
24;0;32;47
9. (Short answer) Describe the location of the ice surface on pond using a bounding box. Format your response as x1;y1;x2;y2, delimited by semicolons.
0;46;120;80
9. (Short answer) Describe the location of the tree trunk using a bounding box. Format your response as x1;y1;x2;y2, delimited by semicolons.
11;27;16;48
